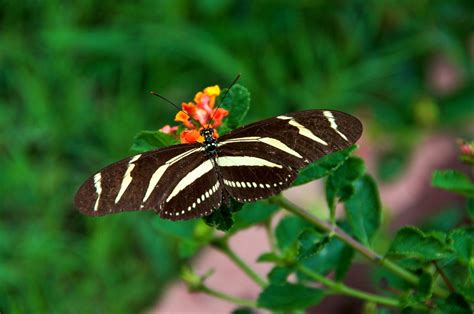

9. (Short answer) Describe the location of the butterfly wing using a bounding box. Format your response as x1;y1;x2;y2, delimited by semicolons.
217;109;362;202
74;143;223;220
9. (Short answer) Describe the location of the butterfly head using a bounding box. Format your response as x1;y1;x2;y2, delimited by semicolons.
200;128;215;139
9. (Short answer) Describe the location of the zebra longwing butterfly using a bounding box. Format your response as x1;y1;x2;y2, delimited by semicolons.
75;110;362;221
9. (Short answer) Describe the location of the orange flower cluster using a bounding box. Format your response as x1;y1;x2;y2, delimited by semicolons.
160;85;229;144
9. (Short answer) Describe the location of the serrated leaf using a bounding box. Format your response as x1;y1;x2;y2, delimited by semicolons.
432;170;474;197
449;228;474;264
203;199;243;231
387;227;450;261
326;156;366;214
257;283;324;311
335;245;355;281
293;145;357;186
130;130;178;153
229;202;279;233
344;175;381;246
440;259;474;302
435;293;471;314
298;236;352;278
297;230;328;261
220;84;250;129
275;216;312;250
267;266;292;284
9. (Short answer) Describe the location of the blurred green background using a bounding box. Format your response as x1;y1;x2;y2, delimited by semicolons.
1;1;473;313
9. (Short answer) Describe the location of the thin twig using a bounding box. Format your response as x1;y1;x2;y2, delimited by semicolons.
298;266;408;308
200;284;258;308
433;261;456;293
270;195;449;298
264;218;278;253
212;238;268;288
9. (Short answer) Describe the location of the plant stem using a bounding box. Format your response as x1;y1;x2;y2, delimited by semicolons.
298;265;402;308
264;218;278;253
212;238;268;288
433;261;455;293
270;195;449;298
200;284;258;308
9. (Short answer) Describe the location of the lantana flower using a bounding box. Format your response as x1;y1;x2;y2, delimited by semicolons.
160;85;229;144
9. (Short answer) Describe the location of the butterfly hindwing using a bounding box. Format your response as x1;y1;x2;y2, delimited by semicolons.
161;158;223;221
217;158;298;202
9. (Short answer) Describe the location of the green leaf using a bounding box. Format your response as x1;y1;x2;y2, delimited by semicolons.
449;228;474;264
298;236;352;278
344;175;381;246
432;170;474;197
293;145;357;186
257;283;324;311
203;199;244;231
416;272;432;301
267;266;292;284
229;202;279;233
178;239;202;258
387;227;450;261
130;130;179;153
440;259;474;302
326;156;366;214
231;307;257;314
436;293;472;314
421;207;464;233
334;245;355;281
297;230;328;261
257;252;281;263
220;84;250;129
275;216;312;250
467;198;474;220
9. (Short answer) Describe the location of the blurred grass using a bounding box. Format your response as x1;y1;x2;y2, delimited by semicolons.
0;0;473;312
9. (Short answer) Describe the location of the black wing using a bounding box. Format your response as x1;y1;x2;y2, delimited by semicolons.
74;143;223;221
216;110;362;202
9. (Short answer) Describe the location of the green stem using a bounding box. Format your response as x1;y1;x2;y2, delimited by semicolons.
298;265;401;308
270;195;449;298
200;284;258;308
212;238;267;288
264;218;278;253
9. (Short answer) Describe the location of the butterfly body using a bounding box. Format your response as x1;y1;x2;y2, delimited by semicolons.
201;128;219;156
75;110;362;221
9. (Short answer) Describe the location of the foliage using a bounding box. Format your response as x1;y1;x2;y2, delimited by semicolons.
140;84;474;312
1;1;473;313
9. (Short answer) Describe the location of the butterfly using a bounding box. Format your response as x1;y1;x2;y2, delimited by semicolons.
74;109;362;221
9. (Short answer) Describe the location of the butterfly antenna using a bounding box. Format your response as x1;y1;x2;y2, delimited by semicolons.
207;73;241;128
150;91;199;125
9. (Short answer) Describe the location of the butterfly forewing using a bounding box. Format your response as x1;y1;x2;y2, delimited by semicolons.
217;110;362;201
219;110;362;160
